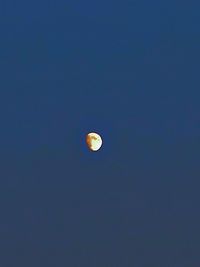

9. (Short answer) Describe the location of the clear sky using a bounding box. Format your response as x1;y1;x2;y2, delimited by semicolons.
0;0;200;266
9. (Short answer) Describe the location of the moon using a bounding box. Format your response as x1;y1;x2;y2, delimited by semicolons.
86;132;103;151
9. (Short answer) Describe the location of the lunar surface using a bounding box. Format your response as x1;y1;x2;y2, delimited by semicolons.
86;132;102;151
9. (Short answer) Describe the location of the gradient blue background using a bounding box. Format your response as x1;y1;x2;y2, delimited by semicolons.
0;1;200;266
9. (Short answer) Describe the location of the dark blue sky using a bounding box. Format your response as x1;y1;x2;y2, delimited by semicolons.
0;1;200;266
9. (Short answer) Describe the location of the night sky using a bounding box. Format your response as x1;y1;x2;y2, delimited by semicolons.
0;1;200;266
